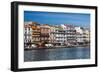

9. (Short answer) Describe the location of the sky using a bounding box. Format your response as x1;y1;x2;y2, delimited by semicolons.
24;11;90;27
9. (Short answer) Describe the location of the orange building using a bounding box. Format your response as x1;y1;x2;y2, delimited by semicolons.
30;22;41;44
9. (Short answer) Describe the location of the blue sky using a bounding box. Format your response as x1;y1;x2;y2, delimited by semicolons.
24;11;90;27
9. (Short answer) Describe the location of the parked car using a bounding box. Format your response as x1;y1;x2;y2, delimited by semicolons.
45;44;53;48
31;44;37;48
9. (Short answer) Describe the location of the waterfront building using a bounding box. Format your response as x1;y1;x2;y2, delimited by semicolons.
24;21;90;48
83;28;90;44
50;26;67;46
61;24;77;46
24;22;33;43
75;27;90;45
40;24;50;44
75;27;84;45
49;26;56;44
24;22;41;45
30;22;41;44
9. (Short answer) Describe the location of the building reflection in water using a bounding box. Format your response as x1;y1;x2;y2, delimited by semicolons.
24;47;90;62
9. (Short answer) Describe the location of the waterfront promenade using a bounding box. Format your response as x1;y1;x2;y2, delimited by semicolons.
24;45;90;50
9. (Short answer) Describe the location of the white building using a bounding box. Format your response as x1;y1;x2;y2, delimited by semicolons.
50;26;66;46
24;22;33;43
61;24;77;46
75;27;90;45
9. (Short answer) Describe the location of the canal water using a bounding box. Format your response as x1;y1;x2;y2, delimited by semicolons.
24;47;90;62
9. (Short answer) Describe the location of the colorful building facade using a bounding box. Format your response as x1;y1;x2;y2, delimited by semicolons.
24;21;90;48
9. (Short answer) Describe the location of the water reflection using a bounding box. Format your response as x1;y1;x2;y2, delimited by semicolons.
24;47;90;62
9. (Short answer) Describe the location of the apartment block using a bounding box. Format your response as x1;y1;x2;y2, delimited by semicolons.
61;24;77;46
